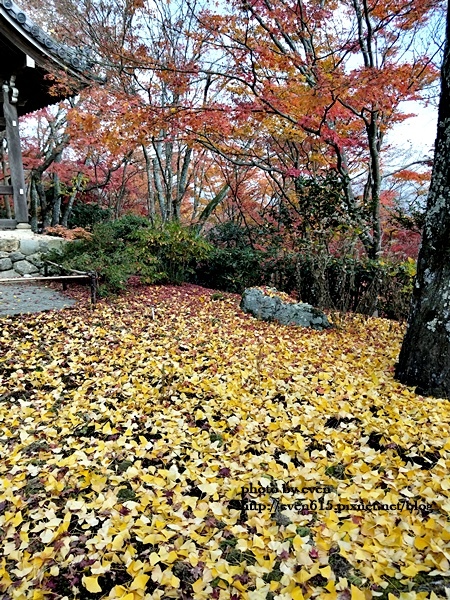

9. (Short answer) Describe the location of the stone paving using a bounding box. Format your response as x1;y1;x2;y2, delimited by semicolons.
0;283;75;316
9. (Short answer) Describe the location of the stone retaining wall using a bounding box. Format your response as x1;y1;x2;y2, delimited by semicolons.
0;235;66;278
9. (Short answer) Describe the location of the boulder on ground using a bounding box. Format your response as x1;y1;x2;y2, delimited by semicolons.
240;287;331;330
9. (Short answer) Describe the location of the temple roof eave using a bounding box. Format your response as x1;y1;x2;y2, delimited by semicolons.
0;0;97;114
1;0;93;76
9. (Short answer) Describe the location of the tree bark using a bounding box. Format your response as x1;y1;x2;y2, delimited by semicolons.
30;176;39;232
142;145;155;225
176;145;192;219
153;153;166;221
61;172;84;227
395;6;450;399
51;152;62;226
366;112;383;259
195;183;230;233
29;128;70;229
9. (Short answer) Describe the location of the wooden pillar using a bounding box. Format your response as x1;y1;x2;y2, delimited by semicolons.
2;79;28;225
0;140;12;219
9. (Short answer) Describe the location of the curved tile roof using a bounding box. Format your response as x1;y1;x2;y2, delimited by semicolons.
1;0;92;72
0;0;96;114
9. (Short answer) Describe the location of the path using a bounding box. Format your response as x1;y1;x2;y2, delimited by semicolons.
0;282;76;316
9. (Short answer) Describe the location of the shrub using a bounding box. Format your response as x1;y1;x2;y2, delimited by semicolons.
206;222;253;249
47;217;210;294
195;243;414;321
47;240;137;295
131;222;212;284
103;213;151;240
194;247;266;293
295;254;415;320
67;203;112;229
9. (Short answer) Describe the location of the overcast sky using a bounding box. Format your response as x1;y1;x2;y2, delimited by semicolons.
388;101;438;157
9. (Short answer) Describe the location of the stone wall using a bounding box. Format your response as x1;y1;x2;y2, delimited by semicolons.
0;235;66;278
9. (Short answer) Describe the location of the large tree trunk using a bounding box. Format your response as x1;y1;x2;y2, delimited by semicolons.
30;176;39;232
51;153;62;226
61;172;83;227
142;145;155;225
395;8;450;399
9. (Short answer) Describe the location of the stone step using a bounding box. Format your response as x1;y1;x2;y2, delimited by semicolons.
0;219;17;229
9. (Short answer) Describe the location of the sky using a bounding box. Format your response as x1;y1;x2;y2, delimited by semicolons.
389;101;438;157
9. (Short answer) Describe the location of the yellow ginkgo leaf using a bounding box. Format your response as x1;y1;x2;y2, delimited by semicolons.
82;575;102;593
130;573;150;590
351;585;366;600
291;587;305;600
414;537;429;551
320;565;331;579
401;564;422;577
2;281;450;600
198;482;219;495
192;579;204;593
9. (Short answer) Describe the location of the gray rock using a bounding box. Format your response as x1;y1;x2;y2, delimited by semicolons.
9;251;25;263
0;239;19;252
0;258;13;271
26;253;44;267
0;252;10;259
39;238;66;252
19;239;41;256
13;260;39;276
240;287;331;330
0;269;20;279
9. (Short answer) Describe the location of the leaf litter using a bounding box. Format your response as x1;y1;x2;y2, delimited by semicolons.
1;284;450;600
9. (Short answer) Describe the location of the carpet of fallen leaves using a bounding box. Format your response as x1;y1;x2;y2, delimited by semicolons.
1;284;450;600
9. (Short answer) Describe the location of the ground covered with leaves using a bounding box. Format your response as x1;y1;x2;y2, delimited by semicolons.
1;284;450;600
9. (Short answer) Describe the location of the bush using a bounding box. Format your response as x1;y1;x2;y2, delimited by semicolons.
47;217;210;294
295;253;415;320
194;244;414;320
48;212;414;319
67;203;112;229
104;213;151;240
47;239;135;295
194;247;266;293
131;222;212;284
206;222;253;249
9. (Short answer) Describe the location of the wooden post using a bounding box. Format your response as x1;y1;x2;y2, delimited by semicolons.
90;272;98;305
2;80;28;225
0;142;12;219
